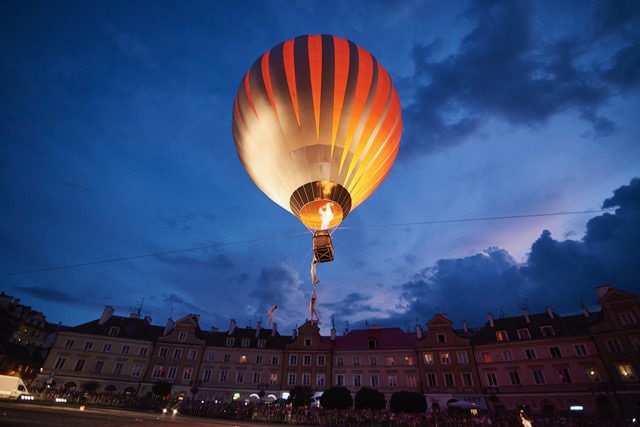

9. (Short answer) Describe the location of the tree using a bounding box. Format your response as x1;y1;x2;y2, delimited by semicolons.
389;391;427;413
152;381;172;399
319;386;353;410
289;386;314;408
355;387;386;410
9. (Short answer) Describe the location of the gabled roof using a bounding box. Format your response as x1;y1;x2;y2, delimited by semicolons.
70;315;164;341
203;326;291;349
332;326;417;350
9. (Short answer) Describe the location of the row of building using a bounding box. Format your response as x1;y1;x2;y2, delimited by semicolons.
1;286;639;421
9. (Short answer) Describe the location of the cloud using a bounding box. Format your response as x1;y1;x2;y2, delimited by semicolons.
11;285;75;303
399;0;635;159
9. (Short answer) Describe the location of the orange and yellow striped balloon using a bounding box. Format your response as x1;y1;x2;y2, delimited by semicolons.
232;34;402;231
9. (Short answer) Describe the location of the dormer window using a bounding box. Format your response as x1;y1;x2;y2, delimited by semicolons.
540;326;555;337
304;338;312;346
437;333;446;343
226;337;235;347
517;328;531;340
496;330;509;342
178;332;187;341
367;338;378;349
108;326;120;337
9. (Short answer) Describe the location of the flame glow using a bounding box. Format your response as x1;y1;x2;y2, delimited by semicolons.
319;202;335;230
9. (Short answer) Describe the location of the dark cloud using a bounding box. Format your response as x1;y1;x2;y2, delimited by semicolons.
323;292;384;318
11;285;75;303
400;0;635;159
251;265;302;320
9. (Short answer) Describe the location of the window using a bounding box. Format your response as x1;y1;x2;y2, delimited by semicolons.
178;332;187;341
353;374;361;387
367;338;378;349
84;341;93;351
616;363;637;381
619;312;638;325
188;349;197;360
540;326;555;337
336;357;344;367
241;338;250;348
575;344;588;356
253;372;261;384
558;368;572;383
487;372;498;387
74;359;85;372
270;373;278;384
289;354;298;366
64;339;74;349
388;375;398;387
103;343;112;353
517;328;531;340
423;352;434;364
304;338;312;346
482;352;492;363
533;369;546;385
288;373;296;385
508;371;521;386
317;355;326;366
303;354;312;366
336;374;344;386
271;356;279;365
407;374;417;387
461;372;473;386
371;374;379;387
167;367;177;379
387;356;396;366
502;350;513;361
183;368;193;381
302;373;311;386
426;373;437;387
257;339;266;348
224;354;231;363
158;347;168;358
457;351;469;364
219;371;228;383
130;365;141;378
443;373;455;387
256;355;263;364
549;346;561;358
202;369;212;382
239;355;247;364
369;356;377;366
606;339;623;353
226;337;235;347
437;333;447;343
139;347;148;357
317;373;325;387
172;348;183;359
404;356;414;366
108;326;120;337
151;365;163;379
525;349;537;360
353;356;361;366
113;363;124;375
440;352;450;364
236;371;244;383
496;330;509;342
94;360;105;374
121;345;130;355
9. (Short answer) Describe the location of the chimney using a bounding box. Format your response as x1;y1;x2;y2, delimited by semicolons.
462;320;468;333
255;321;262;338
546;306;555;319
271;322;278;336
164;318;175;336
522;307;531;323
415;325;423;339
487;313;495;328
581;303;590;317
228;319;237;335
331;327;336;341
99;306;114;325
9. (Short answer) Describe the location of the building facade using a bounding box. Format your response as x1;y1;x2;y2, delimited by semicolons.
31;285;639;420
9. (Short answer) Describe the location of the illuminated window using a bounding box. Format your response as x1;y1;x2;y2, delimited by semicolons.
239;355;247;364
404;355;414;366
424;352;434;364
440;352;450;364
387;356;395;366
496;330;509;342
482;352;492;363
616;363;637;381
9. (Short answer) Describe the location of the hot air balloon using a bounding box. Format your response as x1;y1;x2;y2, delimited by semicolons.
232;34;402;262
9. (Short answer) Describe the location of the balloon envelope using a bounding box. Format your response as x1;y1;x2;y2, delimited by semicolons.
232;34;402;230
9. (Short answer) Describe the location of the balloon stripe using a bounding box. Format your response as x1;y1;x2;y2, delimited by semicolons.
283;40;300;127
308;35;323;140
331;36;349;157
261;51;278;120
